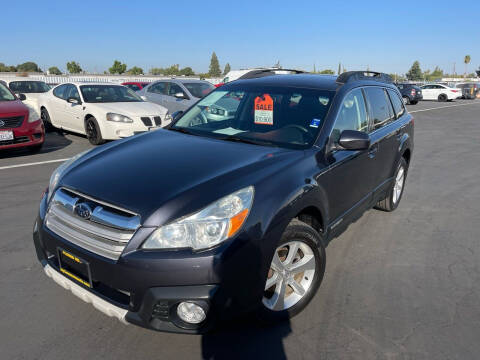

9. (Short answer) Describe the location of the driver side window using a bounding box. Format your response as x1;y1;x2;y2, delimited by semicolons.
331;88;368;144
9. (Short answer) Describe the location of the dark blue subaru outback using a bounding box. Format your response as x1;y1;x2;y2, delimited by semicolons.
33;71;413;333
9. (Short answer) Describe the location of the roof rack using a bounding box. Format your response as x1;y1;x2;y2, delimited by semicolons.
239;68;306;80
336;71;393;84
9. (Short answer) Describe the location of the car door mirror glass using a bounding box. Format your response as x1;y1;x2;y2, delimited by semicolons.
67;97;81;105
17;93;27;101
174;92;185;99
338;130;370;150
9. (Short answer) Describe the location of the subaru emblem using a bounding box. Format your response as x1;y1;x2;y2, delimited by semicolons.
74;203;92;220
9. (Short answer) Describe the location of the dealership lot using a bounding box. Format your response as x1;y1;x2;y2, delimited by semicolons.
1;99;480;359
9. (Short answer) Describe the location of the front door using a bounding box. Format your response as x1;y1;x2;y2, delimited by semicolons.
63;84;85;133
318;87;375;232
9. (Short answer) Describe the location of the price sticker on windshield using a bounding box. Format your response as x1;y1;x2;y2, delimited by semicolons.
254;94;274;125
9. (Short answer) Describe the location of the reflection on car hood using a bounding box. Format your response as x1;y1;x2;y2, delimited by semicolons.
87;101;168;116
59;130;302;223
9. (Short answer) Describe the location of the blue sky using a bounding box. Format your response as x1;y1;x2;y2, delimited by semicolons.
3;0;479;75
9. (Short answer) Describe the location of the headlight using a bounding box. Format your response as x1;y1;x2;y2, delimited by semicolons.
47;150;91;202
27;106;40;123
106;113;133;123
142;186;254;250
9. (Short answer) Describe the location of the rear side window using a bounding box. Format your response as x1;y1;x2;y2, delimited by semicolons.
125;84;140;91
331;88;368;144
387;89;405;118
364;87;394;131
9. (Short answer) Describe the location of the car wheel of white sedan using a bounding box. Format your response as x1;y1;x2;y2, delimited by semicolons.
85;117;105;145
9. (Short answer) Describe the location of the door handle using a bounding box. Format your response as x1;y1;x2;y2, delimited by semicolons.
368;144;379;158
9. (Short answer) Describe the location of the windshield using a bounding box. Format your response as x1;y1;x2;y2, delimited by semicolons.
0;83;15;101
183;82;214;98
9;81;50;93
80;85;143;103
172;87;334;149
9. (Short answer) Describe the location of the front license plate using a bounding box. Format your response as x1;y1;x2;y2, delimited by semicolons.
0;130;14;141
57;248;92;288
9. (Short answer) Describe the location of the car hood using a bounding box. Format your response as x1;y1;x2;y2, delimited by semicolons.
59;130;304;225
0;99;28;115
86;101;168;116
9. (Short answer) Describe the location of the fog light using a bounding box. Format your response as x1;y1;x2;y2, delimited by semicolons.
177;302;206;324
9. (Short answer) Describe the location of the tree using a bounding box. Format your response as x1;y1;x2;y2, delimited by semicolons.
425;66;443;81
464;55;471;78
17;61;41;72
0;63;16;72
179;67;194;76
208;52;221;77
66;61;82;74
223;63;231;76
319;69;335;74
109;60;127;74
406;61;423;81
127;66;144;75
48;66;62;75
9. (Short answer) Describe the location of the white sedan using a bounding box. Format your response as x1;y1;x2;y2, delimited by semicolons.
419;84;461;102
39;82;171;145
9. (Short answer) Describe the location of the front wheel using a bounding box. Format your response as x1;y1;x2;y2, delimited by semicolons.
85;117;105;145
41;108;56;132
375;157;408;212
257;219;326;322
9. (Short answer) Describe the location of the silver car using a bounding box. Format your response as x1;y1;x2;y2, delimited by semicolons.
138;79;214;113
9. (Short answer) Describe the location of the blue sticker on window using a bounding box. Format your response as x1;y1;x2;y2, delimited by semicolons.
310;118;321;128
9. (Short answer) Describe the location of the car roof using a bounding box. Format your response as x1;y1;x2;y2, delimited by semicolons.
3;78;47;83
59;82;124;87
225;74;339;90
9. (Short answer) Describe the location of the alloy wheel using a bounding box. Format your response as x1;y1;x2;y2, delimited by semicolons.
262;241;316;311
86;120;97;140
393;165;405;204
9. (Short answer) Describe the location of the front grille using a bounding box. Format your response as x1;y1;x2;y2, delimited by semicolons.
0;136;29;146
45;188;141;260
141;117;153;126
0;116;24;128
153;116;162;126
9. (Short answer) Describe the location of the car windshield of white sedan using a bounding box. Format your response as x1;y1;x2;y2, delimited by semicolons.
9;81;50;93
172;88;334;149
80;85;143;103
0;83;15;101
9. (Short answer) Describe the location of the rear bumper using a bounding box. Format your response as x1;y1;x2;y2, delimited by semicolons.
0;119;44;150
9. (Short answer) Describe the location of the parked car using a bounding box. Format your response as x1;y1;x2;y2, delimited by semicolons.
217;68;305;87
34;71;413;333
395;83;423;104
138;79;214;113
419;84;461;101
2;78;50;112
453;82;479;99
122;82;150;92
0;81;44;152
39;82;171;145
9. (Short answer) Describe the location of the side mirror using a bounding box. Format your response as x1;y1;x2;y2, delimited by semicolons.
174;92;186;99
67;97;81;105
338;130;370;150
17;93;27;101
172;111;184;121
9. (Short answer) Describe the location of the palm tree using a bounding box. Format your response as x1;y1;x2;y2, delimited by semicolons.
464;55;471;78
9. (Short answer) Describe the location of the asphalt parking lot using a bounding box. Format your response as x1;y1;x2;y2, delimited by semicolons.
1;99;480;360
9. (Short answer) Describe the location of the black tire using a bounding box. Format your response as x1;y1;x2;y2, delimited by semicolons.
257;218;326;323
375;157;408;212
402;96;410;105
438;94;448;102
40;108;56;132
410;100;418;105
85;117;105;145
28;143;43;153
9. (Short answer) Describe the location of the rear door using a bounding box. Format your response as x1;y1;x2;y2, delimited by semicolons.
320;87;375;231
421;85;434;100
363;86;400;195
145;82;167;107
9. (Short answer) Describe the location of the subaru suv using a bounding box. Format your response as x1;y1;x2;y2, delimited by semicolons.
33;71;413;333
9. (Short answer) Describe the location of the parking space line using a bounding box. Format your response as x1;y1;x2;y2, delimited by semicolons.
0;158;69;171
409;102;480;113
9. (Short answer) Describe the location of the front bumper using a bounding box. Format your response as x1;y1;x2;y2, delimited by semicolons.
0;119;44;150
33;193;270;333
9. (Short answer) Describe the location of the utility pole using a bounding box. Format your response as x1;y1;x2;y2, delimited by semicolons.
453;62;456;78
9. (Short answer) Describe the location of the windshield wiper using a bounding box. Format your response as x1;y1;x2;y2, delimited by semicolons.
219;136;277;147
